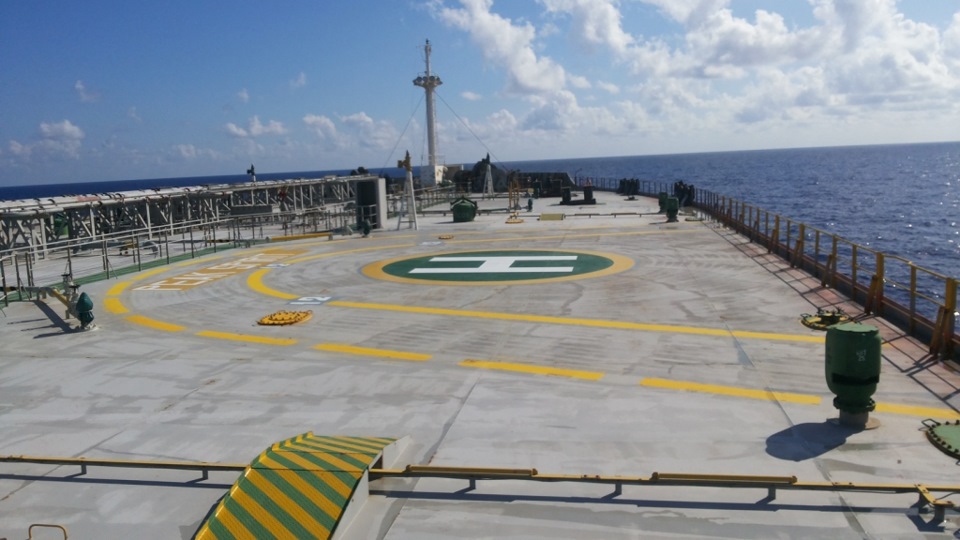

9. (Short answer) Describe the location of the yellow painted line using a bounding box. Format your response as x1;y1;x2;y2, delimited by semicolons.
106;269;172;296
313;343;431;362
640;377;822;405
874;402;960;420
103;297;129;314
107;282;131;296
285;243;418;264
126;315;185;332
247;243;420;299
247;269;299;300
445;227;706;245
460;359;604;381
196;331;297;346
129;266;175;283
328;300;824;344
172;255;225;267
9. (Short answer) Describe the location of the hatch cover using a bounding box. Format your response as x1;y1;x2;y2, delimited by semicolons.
924;419;960;459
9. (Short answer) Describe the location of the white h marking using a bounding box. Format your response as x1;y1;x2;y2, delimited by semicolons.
409;256;577;274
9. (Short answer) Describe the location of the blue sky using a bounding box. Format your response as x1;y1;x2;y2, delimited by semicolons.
2;0;959;186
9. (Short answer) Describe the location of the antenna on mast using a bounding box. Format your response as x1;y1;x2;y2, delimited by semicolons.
413;39;443;187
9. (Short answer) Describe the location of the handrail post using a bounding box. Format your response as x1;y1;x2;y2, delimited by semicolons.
752;208;760;243
814;230;822;278
792;223;805;268
865;252;885;315
851;245;858;302
939;279;958;359
771;216;780;254
764;211;769;245
1;256;7;307
823;237;838;288
909;265;917;334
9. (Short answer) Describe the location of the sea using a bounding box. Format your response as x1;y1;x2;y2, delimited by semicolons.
2;141;958;283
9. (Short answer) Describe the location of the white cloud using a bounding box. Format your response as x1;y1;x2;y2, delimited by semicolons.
127;107;142;122
39;120;84;140
8;119;86;159
946;14;960;71
225;123;248;137
568;74;591;89
461;91;482;101
340;112;400;150
303;112;400;153
225;116;287;137
290;71;307;89
597;81;620;94
8;140;29;157
74;80;99;103
173;144;219;159
303;114;339;148
531;0;960;125
433;0;567;94
541;0;634;54
237;88;250;103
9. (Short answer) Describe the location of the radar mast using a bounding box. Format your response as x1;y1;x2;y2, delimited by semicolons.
413;39;443;187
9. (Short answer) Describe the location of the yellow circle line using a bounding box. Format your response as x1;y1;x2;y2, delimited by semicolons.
248;269;299;300
285;242;417;264
361;248;635;286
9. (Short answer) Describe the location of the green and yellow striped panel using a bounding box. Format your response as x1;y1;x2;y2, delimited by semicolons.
195;432;396;540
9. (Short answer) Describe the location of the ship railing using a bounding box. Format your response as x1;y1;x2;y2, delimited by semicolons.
386;185;458;217
581;177;957;360
691;189;957;360
0;205;366;304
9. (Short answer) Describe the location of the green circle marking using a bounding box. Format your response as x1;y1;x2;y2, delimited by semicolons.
363;249;633;285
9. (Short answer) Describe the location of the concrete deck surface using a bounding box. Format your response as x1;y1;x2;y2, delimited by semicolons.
1;191;958;539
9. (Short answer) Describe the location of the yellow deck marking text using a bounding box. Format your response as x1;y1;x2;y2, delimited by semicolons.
134;251;304;291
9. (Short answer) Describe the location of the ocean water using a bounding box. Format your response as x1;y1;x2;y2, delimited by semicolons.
508;142;960;281
2;142;958;281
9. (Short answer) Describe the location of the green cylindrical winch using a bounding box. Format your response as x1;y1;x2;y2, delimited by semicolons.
451;197;478;223
665;197;679;223
825;322;881;426
657;192;668;213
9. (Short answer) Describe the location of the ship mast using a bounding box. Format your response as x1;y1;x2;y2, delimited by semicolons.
413;39;442;187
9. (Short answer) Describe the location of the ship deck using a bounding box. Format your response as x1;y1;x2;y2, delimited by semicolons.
1;191;959;539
